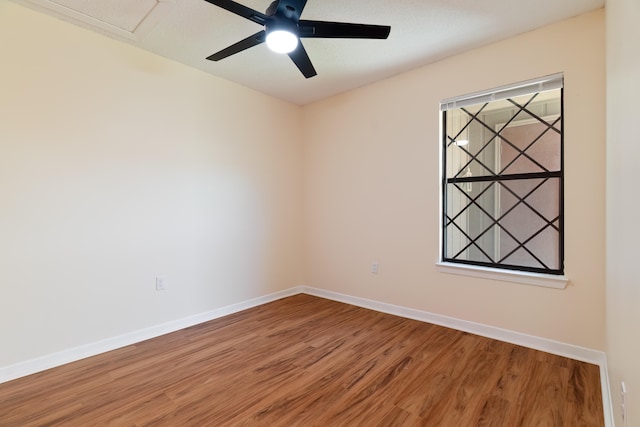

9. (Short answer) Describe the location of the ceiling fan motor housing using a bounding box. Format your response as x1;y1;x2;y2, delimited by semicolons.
265;1;300;35
266;1;300;20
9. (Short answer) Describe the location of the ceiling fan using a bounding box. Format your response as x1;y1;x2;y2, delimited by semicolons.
203;0;391;78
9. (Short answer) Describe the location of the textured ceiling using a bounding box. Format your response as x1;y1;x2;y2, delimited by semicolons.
12;0;604;105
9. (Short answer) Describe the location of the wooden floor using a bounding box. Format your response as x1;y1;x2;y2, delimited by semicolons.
0;294;603;426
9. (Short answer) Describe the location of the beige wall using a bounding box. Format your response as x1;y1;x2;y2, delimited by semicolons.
303;10;605;349
1;1;609;376
606;0;640;425
0;2;303;367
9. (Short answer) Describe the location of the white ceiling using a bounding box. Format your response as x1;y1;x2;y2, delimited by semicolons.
12;0;604;105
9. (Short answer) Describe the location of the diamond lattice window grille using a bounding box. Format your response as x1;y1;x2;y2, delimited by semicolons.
441;80;563;275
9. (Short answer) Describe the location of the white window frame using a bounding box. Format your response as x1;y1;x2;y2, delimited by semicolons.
438;74;569;289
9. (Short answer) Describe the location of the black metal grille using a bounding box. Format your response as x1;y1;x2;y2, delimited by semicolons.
442;89;564;275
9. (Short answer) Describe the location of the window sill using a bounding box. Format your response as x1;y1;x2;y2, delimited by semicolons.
435;262;569;289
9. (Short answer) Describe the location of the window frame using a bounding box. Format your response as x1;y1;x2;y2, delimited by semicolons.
439;74;566;282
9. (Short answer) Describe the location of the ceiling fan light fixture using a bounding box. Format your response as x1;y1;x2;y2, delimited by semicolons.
266;30;298;54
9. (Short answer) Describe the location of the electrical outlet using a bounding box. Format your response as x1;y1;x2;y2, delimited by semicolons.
156;276;166;291
621;381;627;427
371;262;379;274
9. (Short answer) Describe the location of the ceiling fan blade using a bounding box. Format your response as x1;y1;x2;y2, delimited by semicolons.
206;31;266;61
202;0;267;25
298;20;391;39
274;0;308;19
288;43;317;78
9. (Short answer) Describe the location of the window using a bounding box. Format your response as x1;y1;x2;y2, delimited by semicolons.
440;74;564;275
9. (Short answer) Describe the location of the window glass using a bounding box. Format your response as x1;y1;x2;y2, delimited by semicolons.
442;83;563;275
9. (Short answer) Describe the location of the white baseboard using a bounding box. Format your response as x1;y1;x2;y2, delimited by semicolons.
0;287;300;384
299;286;604;364
0;285;613;427
298;286;613;427
600;354;614;427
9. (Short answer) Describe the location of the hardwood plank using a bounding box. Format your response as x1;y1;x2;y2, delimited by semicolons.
0;294;604;426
